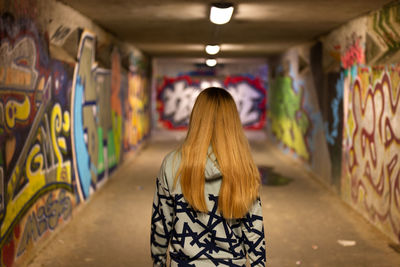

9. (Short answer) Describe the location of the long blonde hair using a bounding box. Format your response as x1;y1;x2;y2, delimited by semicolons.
174;87;260;219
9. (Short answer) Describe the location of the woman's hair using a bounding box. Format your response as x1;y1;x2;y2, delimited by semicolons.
174;87;260;219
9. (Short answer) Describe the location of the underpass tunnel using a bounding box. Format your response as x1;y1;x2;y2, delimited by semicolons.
0;0;400;266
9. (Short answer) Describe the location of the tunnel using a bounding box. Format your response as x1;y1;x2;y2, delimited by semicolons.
0;0;400;266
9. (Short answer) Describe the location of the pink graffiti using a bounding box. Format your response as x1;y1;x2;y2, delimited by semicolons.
341;34;365;69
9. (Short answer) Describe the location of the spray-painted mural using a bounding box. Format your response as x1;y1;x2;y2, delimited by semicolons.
269;74;311;160
71;31;150;200
0;13;150;266
366;2;400;65
157;75;266;129
124;73;149;150
0;15;75;266
342;65;400;242
269;47;332;185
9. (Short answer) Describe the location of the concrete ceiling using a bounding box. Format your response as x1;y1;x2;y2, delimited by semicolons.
63;0;393;58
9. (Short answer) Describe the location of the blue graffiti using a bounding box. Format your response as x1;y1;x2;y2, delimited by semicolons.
73;76;91;198
325;72;344;145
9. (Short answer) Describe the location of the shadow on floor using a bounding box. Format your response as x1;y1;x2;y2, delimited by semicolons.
258;165;293;186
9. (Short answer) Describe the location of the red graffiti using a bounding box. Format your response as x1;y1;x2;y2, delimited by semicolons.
341;34;364;69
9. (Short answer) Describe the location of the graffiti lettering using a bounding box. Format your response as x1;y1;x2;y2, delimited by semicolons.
270;75;311;160
50;26;71;45
157;75;266;129
17;189;72;256
325;72;344;145
2;103;72;239
0;38;38;90
5;95;30;129
343;66;400;242
72;33;126;199
341;34;364;68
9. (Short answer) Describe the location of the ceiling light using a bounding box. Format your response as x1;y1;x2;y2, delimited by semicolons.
206;59;217;67
210;3;234;25
205;45;220;55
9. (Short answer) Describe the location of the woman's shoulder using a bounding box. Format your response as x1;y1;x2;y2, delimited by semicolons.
161;149;181;168
158;149;182;184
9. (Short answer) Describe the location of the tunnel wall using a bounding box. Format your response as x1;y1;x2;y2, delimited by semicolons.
153;59;268;130
269;2;400;243
0;0;150;265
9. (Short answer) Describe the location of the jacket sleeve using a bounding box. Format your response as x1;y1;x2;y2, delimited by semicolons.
241;198;266;267
150;164;174;267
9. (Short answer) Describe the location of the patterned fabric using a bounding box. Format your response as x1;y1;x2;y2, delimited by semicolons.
151;151;266;267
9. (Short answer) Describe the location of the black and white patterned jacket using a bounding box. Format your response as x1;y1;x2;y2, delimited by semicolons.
151;149;266;267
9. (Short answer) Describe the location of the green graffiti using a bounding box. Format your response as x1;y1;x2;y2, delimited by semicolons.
107;130;117;169
97;127;105;174
270;76;310;160
112;112;122;164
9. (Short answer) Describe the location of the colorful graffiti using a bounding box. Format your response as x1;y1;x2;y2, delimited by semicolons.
366;3;400;65
0;15;74;266
16;189;72;256
71;32;122;200
342;65;400;242
269;74;311;161
341;33;365;69
323;17;367;71
0;7;150;267
124;73;149;150
325;72;345;146
157;75;266;129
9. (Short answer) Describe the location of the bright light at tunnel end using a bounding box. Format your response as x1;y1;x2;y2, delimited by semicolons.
210;3;234;25
206;59;217;67
205;44;220;55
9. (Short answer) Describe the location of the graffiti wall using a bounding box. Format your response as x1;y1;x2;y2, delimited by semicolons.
157;75;266;129
0;15;76;266
271;1;400;243
366;2;400;65
0;10;150;267
268;47;332;183
342;65;400;242
154;60;268;130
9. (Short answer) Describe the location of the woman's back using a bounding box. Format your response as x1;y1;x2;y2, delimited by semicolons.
151;149;265;267
150;87;266;266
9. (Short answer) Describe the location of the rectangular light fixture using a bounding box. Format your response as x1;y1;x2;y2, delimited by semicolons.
210;3;234;25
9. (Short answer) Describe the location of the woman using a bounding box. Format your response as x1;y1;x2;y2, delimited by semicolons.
151;87;266;266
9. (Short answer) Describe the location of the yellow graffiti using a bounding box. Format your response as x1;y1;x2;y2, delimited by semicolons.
26;144;43;180
112;111;122;163
5;96;30;128
51;104;71;181
271;117;310;160
63;111;70;133
1;104;72;237
124;74;149;149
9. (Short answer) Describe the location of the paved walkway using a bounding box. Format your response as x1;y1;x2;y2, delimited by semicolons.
27;133;400;267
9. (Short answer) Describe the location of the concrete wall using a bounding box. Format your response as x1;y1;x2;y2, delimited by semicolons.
153;58;268;130
269;1;400;243
0;0;150;265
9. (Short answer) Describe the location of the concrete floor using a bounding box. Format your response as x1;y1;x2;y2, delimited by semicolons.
26;132;400;267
